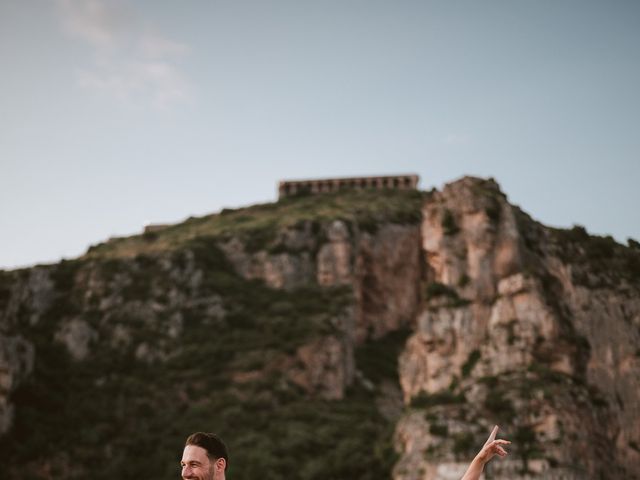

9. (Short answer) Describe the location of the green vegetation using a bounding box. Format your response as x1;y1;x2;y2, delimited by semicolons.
0;270;15;311
355;328;412;385
452;432;475;459
441;209;459;235
36;260;84;324
526;362;570;384
424;282;457;298
506;319;518;345
0;236;405;480
513;208;544;255
461;349;481;378
429;423;449;437
551;225;640;286
587;385;609;408
142;230;159;242
411;389;465;409
84;189;425;259
424;282;471;308
457;273;470;288
470;178;506;201
514;425;541;474
483;389;516;422
469;178;504;224
485;199;501;223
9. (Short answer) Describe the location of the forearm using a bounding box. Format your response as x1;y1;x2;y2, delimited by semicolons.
460;425;509;479
460;455;486;480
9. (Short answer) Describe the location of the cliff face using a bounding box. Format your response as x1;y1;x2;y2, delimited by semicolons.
0;179;638;480
394;177;640;480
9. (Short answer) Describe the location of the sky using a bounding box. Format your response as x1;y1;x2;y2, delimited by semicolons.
1;0;639;270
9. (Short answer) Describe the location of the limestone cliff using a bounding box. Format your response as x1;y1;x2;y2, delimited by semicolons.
394;177;640;480
0;179;638;480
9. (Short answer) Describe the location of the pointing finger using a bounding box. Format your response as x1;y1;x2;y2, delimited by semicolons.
487;425;499;443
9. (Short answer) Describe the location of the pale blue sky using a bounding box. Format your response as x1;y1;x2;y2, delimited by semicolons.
1;0;639;269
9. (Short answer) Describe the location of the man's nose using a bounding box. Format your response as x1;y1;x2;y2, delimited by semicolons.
182;465;192;478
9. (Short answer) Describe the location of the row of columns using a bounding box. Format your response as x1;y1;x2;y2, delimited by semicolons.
278;174;419;198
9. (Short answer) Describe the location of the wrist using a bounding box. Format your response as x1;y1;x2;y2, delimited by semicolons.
475;451;489;466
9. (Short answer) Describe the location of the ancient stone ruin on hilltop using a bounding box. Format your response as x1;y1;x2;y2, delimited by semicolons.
278;173;419;198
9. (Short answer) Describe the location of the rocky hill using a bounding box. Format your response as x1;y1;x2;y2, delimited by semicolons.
0;177;638;479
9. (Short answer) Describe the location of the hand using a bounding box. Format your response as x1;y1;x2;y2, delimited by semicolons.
477;425;510;464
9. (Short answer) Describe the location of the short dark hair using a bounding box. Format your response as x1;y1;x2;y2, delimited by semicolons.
185;432;229;471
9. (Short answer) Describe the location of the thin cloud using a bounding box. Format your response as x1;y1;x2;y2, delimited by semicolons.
77;59;189;109
56;0;132;50
54;0;191;109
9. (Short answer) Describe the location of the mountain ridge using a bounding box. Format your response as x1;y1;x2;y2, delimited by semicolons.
0;176;638;479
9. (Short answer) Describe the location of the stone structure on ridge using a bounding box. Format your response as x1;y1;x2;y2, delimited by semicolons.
278;174;419;199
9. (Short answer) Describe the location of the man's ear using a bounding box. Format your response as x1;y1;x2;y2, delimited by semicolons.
215;457;226;472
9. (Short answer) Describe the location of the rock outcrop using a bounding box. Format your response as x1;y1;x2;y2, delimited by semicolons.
394;177;640;480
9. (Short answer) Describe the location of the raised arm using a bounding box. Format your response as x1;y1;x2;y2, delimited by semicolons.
460;425;510;480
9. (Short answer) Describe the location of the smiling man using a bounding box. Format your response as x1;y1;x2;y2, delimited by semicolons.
181;432;229;480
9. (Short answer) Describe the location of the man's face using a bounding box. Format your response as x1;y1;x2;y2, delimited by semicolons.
181;445;217;480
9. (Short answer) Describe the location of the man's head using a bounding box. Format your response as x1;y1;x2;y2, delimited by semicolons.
181;432;228;480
